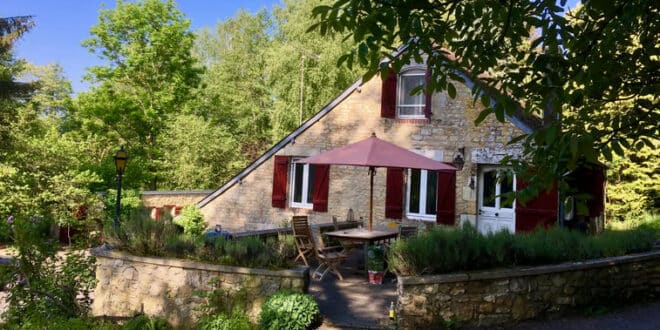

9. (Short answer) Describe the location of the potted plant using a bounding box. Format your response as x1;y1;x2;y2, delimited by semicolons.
367;244;385;284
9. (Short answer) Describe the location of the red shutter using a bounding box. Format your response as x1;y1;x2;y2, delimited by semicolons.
436;170;456;225
385;168;404;219
381;69;397;118
272;155;289;208
515;180;558;232
312;165;330;212
424;67;432;120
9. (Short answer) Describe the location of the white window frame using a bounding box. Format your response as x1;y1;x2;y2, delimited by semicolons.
405;169;437;221
397;67;427;119
289;159;314;209
478;167;516;211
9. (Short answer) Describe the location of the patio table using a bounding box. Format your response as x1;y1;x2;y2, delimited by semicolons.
324;227;398;272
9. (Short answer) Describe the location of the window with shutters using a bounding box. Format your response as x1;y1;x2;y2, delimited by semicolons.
290;159;315;209
397;68;426;118
406;169;438;221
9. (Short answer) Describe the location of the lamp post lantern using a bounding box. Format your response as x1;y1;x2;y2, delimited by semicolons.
113;146;128;230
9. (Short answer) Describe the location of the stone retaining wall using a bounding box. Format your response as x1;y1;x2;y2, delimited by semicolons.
91;246;309;327
397;250;660;328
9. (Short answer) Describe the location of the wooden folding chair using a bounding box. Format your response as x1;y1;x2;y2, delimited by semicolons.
292;216;314;266
310;226;347;281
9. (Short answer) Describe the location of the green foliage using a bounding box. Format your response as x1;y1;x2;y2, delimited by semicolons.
608;213;660;239
312;0;659;202
366;245;385;271
104;210;296;269
172;205;206;236
200;235;296;269
192;0;361;163
259;291;322;330
156;114;244;190
79;0;203;189
120;315;171;330
4;315;119;330
606;142;659;222
196;311;254;330
0;215;97;326
104;206;179;257
388;224;657;276
193;277;254;330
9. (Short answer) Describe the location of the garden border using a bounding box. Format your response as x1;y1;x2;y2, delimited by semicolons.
397;249;660;328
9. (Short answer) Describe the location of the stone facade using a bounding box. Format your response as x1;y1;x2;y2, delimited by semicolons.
141;190;213;208
397;250;660;328
200;71;526;232
91;246;309;327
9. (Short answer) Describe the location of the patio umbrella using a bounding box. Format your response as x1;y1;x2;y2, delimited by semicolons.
297;133;456;231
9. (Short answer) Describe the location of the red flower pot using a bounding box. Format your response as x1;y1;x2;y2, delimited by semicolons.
368;270;383;284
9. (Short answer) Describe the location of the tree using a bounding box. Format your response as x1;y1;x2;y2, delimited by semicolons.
192;10;273;161
265;0;363;139
157;114;244;190
79;0;202;189
0;16;35;100
311;0;659;204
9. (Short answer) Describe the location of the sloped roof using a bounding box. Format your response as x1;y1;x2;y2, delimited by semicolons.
198;49;541;207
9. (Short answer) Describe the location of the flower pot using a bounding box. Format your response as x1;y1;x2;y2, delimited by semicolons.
368;270;383;284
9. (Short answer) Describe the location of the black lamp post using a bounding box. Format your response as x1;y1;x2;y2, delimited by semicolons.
113;146;128;230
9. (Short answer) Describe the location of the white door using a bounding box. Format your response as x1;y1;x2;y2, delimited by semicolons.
477;166;515;234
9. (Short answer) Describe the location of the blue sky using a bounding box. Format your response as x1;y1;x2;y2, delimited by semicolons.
2;0;282;93
3;0;580;94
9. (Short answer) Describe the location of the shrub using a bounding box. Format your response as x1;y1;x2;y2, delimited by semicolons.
1;215;97;325
388;223;657;276
367;245;385;271
259;291;322;330
104;210;296;270
173;205;206;236
121;315;171;330
196;311;253;330
104;206;179;257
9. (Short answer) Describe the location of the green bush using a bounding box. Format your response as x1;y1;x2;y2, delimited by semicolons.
104;210;296;270
121;315;171;330
196;311;254;330
367;245;385;271
173;205;206;236
259;291;322;330
389;223;657;276
104;206;179;257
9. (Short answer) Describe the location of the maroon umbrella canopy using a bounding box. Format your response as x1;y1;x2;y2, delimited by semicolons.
297;133;456;230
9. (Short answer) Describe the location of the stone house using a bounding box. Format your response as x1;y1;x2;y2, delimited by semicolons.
197;57;605;234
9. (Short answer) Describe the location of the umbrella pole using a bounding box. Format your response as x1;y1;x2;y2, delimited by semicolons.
369;166;375;231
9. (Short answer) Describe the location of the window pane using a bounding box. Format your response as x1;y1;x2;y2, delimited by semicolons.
409;169;421;213
500;172;514;209
293;163;304;203
400;75;425;105
306;164;315;204
398;105;424;116
425;170;437;215
482;171;496;207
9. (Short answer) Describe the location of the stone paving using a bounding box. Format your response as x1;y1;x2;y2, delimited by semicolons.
308;249;397;329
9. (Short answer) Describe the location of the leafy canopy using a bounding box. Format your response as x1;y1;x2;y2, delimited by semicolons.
311;0;659;197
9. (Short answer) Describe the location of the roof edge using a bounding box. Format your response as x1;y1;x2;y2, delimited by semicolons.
197;78;364;208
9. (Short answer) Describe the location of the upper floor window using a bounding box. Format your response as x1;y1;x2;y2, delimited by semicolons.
397;68;426;118
290;159;315;209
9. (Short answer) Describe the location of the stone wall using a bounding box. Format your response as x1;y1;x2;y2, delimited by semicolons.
91;246;309;327
201;70;525;232
141;190;213;208
397;250;660;328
